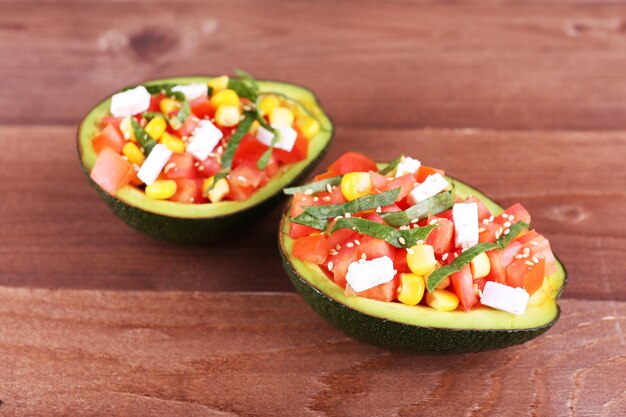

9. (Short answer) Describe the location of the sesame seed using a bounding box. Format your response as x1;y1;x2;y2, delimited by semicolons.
329;249;338;256
345;213;351;218
346;242;354;248
532;256;539;263
503;229;510;235
525;261;534;266
360;253;367;260
523;253;529;258
121;155;129;161
322;196;331;202
313;196;319;202
501;213;508;219
335;215;343;221
326;184;333;193
478;227;486;233
123;132;131;140
531;241;539;246
399;237;406;245
376;206;382;213
478;289;483;298
441;253;449;261
304;189;313;195
429;218;438;225
237;175;247;183
454;252;459;258
411;218;420;224
523;247;530;253
164;163;176;173
416;240;424;245
300;197;307;202
508;214;515;221
488;215;494;222
327;261;334;271
515;254;523;259
482;219;489;225
354;239;361;245
503;221;512;228
198;165;205;171
406;248;415;255
399;225;410;230
336;244;342;250
194;162;200;167
495;231;501;239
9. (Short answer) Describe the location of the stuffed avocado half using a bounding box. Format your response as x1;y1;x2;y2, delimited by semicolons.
278;153;566;354
78;73;333;243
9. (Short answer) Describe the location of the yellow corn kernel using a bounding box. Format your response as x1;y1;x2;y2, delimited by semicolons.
397;273;425;306
210;89;240;108
122;142;145;165
145;116;167;140
160;132;186;153
340;172;373;201
297;115;320;139
406;244;437;276
215;105;241;127
269;106;295;127
202;176;230;203
259;95;280;115
119;116;136;142
425;289;459;312
470;252;491;279
208;75;229;92
249;120;260;135
145;180;177;200
160;98;180;114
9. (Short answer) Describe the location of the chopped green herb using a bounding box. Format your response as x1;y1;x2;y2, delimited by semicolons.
130;117;157;156
283;176;342;195
234;69;259;91
379;155;404;176
381;190;455;226
303;188;401;220
291;212;330;231
331;218;436;249
426;221;529;292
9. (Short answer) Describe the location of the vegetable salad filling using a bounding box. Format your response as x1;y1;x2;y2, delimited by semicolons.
284;152;558;316
89;71;324;204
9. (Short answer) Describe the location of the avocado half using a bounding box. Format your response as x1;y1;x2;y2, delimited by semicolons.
78;76;334;243
278;177;567;354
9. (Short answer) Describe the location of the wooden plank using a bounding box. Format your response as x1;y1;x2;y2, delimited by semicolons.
2;126;624;299
0;288;624;416
3;1;626;130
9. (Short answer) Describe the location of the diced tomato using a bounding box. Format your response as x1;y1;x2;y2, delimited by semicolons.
436;209;454;222
169;179;204;204
381;204;401;213
227;161;267;201
506;258;546;295
501;241;522;265
289;192;322;239
263;155;280;178
197;156;221;178
233;134;269;168
479;222;501;243
464;196;491;221
425;217;454;255
273;133;308;164
178;116;200;138
292;234;330;265
514;230;557;275
450;265;478;311
369;171;388;189
365;213;386;224
345;275;399;302
378;174;416;201
100;116;123;130
328;152;378;175
164;153;198;179
92;124;125;154
415;166;445;183
357;235;396;260
312;170;337;181
148;94;165;112
496;203;531;226
89;147;135;195
395;248;409;273
327;227;358;249
329;245;360;288
486;249;507;284
190;97;215;119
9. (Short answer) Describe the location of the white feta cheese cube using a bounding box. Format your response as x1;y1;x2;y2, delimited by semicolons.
186;120;224;161
408;173;449;204
480;281;530;315
345;256;396;293
395;156;421;178
453;202;479;249
110;86;151;117
256;125;297;152
171;83;208;101
137;144;173;186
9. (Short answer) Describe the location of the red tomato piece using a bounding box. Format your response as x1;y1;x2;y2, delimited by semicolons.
273;133;308;164
486;249;507;284
148;94;165;112
190;97;215;119
357;235;396;260
345;275;399;302
415;166;445;183
369;171;388;189
292;234;330;265
425;217;454;255
169;179;204;204
328;245;360;288
464;196;492;221
197;156;221;178
365;213;386;224
381;204;401;213
378;174;416;201
496;203;531;226
514;230;557;275
312;170;337;181
506;258;546;295
164;153;198;179
89;147;135;195
289;192;322;239
232;134;269;168
450;264;478;311
227;161;267;201
100;116;123;130
92;124;125;154
178;116;200;138
328;152;378;175
327;228;358;249
395;248;409;273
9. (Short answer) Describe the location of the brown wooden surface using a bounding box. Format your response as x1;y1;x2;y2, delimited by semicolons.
1;0;626;415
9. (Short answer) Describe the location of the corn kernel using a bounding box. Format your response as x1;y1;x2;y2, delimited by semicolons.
215;105;241;127
397;273;425;306
160;98;180;114
145;116;167;140
145;179;177;200
208;75;229;93
122;142;145;165
259;95;280;115
269;106;294;127
425;289;459;312
119;116;136;142
340;172;372;201
202;176;230;203
210;89;240;108
160;132;186;153
406;244;437;276
249;120;260;135
297;115;320;139
470;252;491;279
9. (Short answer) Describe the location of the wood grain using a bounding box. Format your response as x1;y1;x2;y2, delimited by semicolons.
0;288;624;417
2;125;624;300
3;1;626;130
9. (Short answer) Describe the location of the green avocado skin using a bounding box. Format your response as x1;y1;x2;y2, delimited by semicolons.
280;248;559;354
80;147;328;244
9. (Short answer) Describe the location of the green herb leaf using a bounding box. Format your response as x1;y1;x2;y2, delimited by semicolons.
331;218;436;249
257;129;281;170
228;78;258;102
234;69;259;91
291;212;330;231
381;190;455;226
283;176;342;195
303;188;401;220
130;117;157;156
379;155;404;176
425;221;529;292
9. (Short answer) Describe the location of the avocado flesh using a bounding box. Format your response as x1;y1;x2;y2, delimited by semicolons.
279;177;566;353
78;77;333;242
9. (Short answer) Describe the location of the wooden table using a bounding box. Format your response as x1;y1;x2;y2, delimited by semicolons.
2;1;625;415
